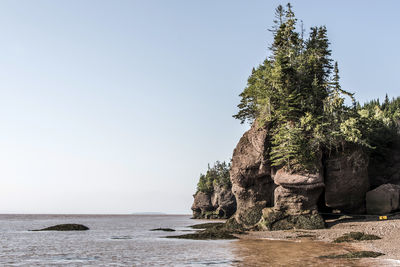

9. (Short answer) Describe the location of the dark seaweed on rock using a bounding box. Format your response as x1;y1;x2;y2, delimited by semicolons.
320;251;384;259
166;230;238;240
31;224;89;231
188;223;225;229
333;232;381;243
167;223;242;240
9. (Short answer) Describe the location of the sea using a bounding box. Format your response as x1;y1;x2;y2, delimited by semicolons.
0;214;397;266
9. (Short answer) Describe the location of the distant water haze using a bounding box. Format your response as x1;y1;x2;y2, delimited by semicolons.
1;0;400;214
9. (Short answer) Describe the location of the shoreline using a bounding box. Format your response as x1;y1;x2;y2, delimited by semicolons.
236;217;400;261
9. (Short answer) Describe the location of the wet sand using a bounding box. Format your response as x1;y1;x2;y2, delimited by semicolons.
238;217;400;266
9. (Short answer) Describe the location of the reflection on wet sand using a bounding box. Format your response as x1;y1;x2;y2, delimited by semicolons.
231;238;378;267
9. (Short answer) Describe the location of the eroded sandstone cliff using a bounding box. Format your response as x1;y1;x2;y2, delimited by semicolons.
227;121;387;230
191;184;236;219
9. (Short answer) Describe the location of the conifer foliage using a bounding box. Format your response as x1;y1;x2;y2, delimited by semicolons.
196;161;231;193
233;4;399;172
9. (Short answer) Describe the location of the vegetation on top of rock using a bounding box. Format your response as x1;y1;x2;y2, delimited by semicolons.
320;251;384;259
333;232;381;243
31;224;89;231
233;3;400;172
196;161;231;193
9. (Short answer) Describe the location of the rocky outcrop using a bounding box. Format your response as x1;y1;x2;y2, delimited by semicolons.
191;185;236;219
229;122;276;227
258;169;325;230
228;123;376;230
191;191;213;218
258;208;325;230
366;184;400;214
324;148;370;213
273;170;324;213
31;224;89;231
369;137;400;188
222;119;400;230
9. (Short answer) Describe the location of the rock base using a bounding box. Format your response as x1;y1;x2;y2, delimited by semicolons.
257;208;325;231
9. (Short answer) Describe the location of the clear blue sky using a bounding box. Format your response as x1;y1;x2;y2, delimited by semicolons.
1;1;399;214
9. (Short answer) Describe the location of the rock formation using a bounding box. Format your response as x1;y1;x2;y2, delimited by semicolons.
229;122;275;227
191;184;236;219
258;169;325;230
226;121;399;230
366;184;400;214
31;224;89;231
368;137;400;188
324;148;370;214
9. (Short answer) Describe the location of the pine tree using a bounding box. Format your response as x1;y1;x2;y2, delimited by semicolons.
233;4;380;172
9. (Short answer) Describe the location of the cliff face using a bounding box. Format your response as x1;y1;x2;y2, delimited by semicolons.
229;123;275;227
191;184;236;219
228;122;382;230
324;148;369;214
192;121;400;226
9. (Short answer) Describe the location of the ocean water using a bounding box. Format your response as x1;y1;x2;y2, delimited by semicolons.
0;214;391;266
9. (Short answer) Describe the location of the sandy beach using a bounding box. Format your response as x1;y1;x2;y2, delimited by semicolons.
239;216;400;262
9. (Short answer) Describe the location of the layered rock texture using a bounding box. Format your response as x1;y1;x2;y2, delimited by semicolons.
229;123;275;227
258;169;325;230
227;121;400;230
191;184;236;219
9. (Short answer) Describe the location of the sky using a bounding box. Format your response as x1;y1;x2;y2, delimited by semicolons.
1;1;399;214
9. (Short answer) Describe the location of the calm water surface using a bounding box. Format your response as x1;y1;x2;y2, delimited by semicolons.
0;215;392;266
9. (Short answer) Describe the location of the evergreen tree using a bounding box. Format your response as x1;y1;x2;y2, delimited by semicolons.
196;161;231;193
233;4;374;172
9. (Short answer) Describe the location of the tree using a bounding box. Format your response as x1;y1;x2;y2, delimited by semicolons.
196;161;231;193
233;4;373;172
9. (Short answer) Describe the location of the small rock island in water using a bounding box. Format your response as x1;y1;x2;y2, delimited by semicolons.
188;3;400;259
32;224;89;231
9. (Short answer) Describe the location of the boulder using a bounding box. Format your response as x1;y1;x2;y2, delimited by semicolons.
229;122;276;227
324;148;370;213
366;184;400;215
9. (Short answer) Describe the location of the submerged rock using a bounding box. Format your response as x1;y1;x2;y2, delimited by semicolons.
366;183;400;214
150;228;175;232
32;224;89;231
